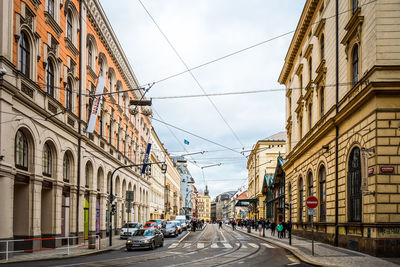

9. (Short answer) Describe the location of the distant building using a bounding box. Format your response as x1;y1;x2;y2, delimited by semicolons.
211;202;217;222
172;157;195;216
197;186;211;222
215;191;235;220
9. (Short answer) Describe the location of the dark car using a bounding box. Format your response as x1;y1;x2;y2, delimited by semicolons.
126;229;164;250
163;223;178;237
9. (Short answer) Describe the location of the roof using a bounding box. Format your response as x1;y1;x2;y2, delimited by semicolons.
237;191;248;200
263;131;286;142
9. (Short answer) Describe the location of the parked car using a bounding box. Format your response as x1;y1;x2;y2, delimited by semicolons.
175;216;188;230
163;223;179;237
171;220;182;234
120;222;142;239
126;229;164;250
143;221;158;229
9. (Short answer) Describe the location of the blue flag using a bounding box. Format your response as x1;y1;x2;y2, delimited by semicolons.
184;139;190;145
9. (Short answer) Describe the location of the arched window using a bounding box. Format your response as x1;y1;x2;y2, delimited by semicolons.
319;165;326;222
15;130;28;170
97;171;101;191
19;32;30;77
352;0;358;14
85;163;91;188
88;42;93;68
348;147;362;222
320;34;325;61
299;177;304;222
48;0;55;17
46;60;55;97
42;143;52;177
65;79;72;111
299;74;303;96
107;174;111;194
320;86;325;118
352;44;359;85
309;57;312;82
63;153;71;182
66;10;73;41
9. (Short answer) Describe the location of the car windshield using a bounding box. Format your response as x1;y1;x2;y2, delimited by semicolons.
173;221;181;226
122;223;138;228
166;224;175;229
144;223;156;227
150;219;161;224
133;229;154;236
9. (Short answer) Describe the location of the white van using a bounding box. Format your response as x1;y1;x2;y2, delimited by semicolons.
175;215;188;230
120;222;142;239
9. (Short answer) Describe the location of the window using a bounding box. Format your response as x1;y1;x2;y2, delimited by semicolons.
352;44;359;85
15;130;28;170
46;60;55;97
299;75;303;96
299;177;304;222
308;172;313;221
19;32;30;77
63;153;71;182
320;86;325;118
97;171;101;191
43;143;52;176
308;103;312;130
309;57;312;82
88;42;93;68
48;0;54;17
352;0;358;14
66;80;72;111
299;116;303;139
99;58;103;77
85;163;91;188
319;165;326;222
320;34;325;61
66;10;73;41
348;147;362;222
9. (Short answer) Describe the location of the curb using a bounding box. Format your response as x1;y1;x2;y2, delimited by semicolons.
0;244;125;264
236;228;323;267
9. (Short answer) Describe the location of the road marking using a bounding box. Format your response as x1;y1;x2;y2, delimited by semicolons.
220;230;227;242
287;255;300;265
183;243;191;248
197;243;204;248
248;243;258;248
261;243;275;248
241;244;247;248
223;243;232;248
169;243;178;248
211;243;219;248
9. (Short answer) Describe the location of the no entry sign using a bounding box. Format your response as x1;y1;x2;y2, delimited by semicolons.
306;196;318;209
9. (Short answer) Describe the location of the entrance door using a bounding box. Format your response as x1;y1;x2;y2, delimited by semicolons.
84;196;89;239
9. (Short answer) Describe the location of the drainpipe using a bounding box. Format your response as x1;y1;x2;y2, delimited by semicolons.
334;0;339;247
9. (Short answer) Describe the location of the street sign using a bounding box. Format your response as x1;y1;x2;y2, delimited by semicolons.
308;209;317;215
306;196;318;209
141;143;152;174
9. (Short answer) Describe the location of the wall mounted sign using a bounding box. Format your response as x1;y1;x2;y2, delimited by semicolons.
380;165;395;174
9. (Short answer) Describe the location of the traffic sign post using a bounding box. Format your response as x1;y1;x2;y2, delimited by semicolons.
306;196;318;256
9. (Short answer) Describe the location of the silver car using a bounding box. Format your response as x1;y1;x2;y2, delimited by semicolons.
120;222;142;239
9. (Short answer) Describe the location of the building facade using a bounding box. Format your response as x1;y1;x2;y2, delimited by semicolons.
164;153;181;220
210;201;216;222
0;0;153;252
279;0;400;256
196;187;211;222
173;156;195;216
247;132;286;219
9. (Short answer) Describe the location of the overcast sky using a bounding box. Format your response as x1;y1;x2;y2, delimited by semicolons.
99;0;306;198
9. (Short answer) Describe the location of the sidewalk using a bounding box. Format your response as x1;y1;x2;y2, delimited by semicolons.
0;236;126;264
236;227;400;267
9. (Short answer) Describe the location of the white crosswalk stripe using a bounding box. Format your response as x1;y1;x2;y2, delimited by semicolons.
211;243;219;248
248;243;258;248
241;244;247;248
197;243;204;248
261;243;275;248
169;243;178;249
223;243;233;248
183;243;191;248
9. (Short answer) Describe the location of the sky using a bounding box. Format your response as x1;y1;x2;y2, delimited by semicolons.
99;0;306;198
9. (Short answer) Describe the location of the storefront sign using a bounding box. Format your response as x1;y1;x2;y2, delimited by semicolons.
380;165;395;174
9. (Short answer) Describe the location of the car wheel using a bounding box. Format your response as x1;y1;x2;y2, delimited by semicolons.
150;241;155;250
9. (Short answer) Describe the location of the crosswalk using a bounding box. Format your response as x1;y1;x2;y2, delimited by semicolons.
168;242;276;250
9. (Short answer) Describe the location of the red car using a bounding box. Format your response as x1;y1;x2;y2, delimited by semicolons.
143;221;158;229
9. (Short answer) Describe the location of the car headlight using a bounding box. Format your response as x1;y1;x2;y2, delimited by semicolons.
126;239;132;243
144;239;152;243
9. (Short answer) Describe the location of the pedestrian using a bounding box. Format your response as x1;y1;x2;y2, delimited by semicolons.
270;221;276;236
266;219;270;229
282;221;287;238
232;220;236;231
277;221;283;238
192;220;197;232
219;220;222;229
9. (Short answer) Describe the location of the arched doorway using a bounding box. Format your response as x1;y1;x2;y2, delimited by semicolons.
348;147;362;222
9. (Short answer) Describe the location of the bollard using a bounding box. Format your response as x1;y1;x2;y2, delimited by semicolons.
247;226;251;233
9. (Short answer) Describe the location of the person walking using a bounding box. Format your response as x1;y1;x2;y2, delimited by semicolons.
232;220;236;231
219;220;223;229
270;221;276;236
282;221;287;238
277;221;284;238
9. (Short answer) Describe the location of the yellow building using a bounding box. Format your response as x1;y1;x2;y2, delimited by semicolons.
278;0;400;256
247;132;286;219
197;187;211;222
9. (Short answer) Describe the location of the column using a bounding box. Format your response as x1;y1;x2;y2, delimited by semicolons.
89;192;97;235
134;203;138;222
53;184;63;247
100;194;107;237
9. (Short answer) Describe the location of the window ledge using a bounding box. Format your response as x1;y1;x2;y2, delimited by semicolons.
44;11;63;38
65;37;79;58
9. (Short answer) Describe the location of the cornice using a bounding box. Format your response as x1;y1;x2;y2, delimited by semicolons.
85;0;142;100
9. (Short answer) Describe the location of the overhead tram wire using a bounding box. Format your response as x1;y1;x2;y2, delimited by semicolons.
138;0;245;150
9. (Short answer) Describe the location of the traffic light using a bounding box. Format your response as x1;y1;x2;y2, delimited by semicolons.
111;204;116;215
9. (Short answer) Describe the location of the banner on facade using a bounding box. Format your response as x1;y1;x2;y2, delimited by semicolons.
141;143;152;174
360;149;368;191
86;76;106;133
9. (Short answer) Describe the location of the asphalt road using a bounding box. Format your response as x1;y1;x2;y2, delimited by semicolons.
5;224;312;267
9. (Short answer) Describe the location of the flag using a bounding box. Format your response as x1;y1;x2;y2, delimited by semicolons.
184;139;190;145
86;76;106;133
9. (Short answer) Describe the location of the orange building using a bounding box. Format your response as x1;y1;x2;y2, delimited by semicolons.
0;0;153;252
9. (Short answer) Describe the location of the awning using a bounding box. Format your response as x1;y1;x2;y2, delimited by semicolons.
235;199;258;207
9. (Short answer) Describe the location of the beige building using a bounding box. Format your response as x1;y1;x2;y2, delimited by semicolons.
278;0;400;256
247;132;286;219
164;152;181;220
197;187;211;222
0;0;153;253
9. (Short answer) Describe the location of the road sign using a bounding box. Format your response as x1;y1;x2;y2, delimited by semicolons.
306;196;318;209
308;209;317;215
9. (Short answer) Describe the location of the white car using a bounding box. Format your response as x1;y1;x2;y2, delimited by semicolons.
120;222;142;239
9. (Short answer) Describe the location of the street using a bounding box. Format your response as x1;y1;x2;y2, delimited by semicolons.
4;224;310;267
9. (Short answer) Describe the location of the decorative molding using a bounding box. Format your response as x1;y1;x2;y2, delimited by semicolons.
341;8;364;46
87;65;97;80
44;11;63;38
304;44;313;59
286;88;292;97
29;0;42;9
313;18;326;37
65;37;79;58
314;59;326;85
295;63;303;76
